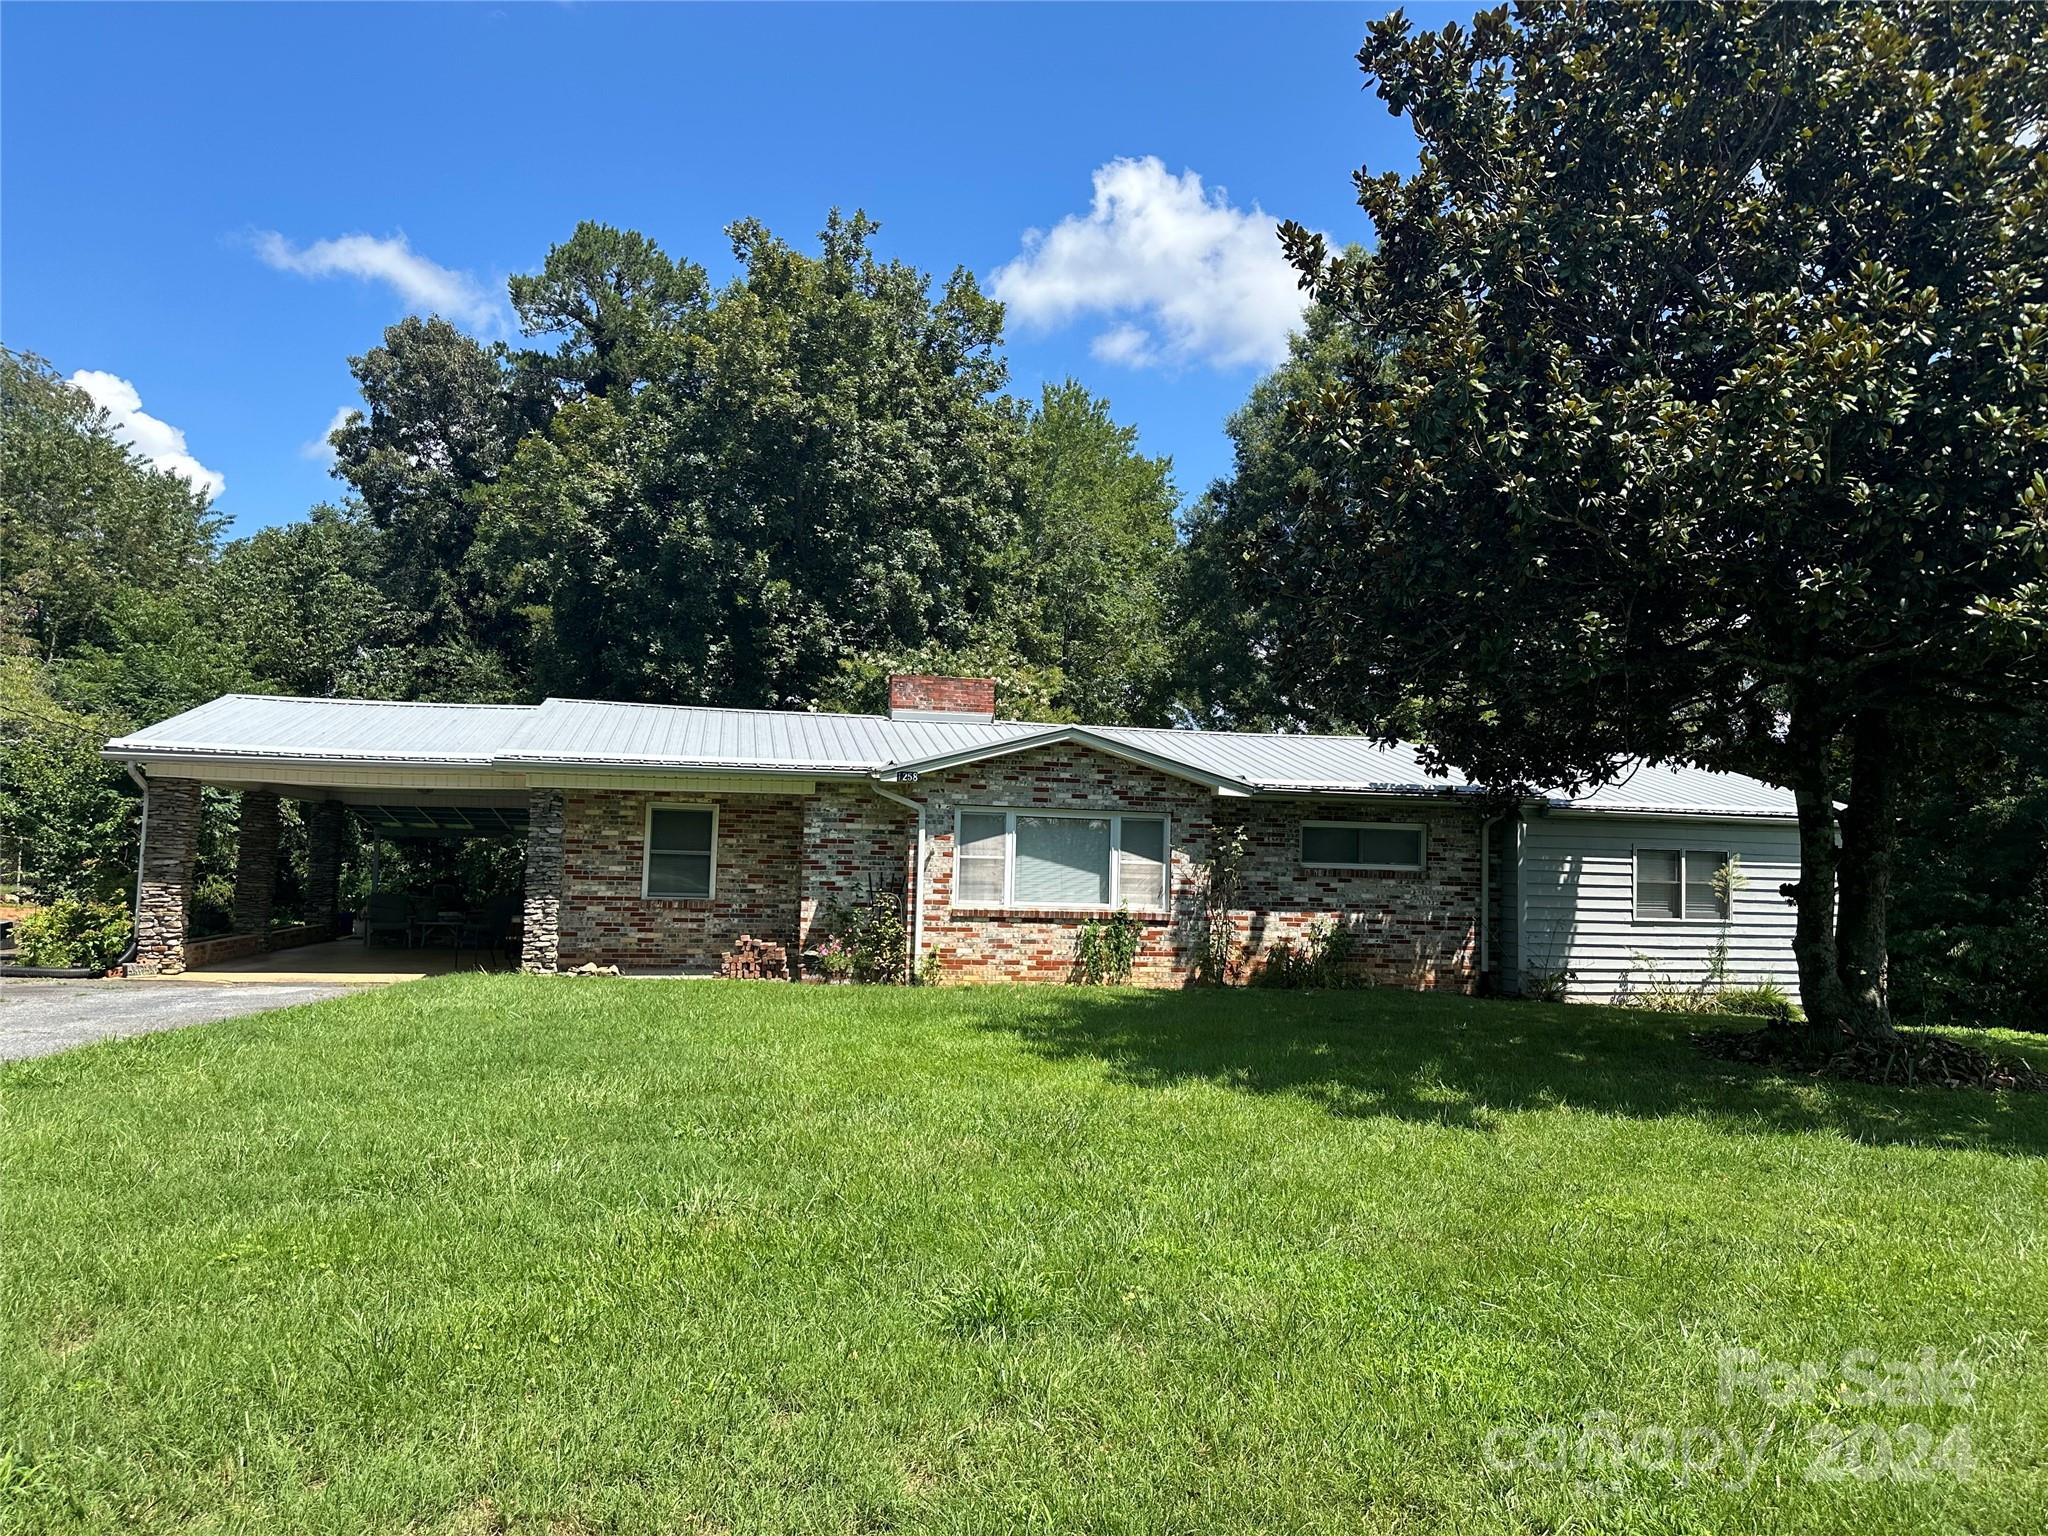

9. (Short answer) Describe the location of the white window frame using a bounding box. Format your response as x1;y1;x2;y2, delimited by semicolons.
952;806;1171;913
1298;819;1427;873
642;801;719;900
1630;845;1729;924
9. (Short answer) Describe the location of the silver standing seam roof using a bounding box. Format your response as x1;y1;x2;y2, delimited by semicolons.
103;693;1798;818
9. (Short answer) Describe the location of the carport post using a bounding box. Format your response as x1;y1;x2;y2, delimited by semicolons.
231;791;281;944
305;800;345;940
131;775;202;976
520;789;564;973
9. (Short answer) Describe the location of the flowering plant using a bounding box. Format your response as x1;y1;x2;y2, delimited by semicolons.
815;935;856;979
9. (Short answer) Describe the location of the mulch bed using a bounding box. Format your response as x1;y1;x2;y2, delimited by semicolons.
1694;1019;2048;1093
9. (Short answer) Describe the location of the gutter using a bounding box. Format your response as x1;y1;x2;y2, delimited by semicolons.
868;780;926;982
1479;813;1501;978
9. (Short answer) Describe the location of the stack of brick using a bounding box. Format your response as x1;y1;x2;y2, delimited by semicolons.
719;934;791;980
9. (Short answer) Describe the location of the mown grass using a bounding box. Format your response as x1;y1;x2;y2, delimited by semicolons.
4;978;2046;1533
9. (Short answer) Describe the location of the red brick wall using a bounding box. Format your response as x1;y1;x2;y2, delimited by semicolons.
557;790;803;971
800;785;913;952
1221;798;1482;990
546;758;1482;990
910;747;1482;989
916;747;1218;984
887;673;996;719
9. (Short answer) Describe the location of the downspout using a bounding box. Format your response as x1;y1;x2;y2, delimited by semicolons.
870;779;925;982
122;764;150;969
1479;813;1501;982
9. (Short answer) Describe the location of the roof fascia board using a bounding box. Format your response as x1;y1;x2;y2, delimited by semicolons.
102;747;501;770
1536;804;1798;825
524;769;821;794
877;727;1255;796
495;756;869;782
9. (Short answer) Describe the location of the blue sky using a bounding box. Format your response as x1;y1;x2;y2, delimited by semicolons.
4;2;1419;534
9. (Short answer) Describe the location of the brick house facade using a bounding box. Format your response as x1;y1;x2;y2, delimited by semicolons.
115;678;1799;994
508;741;1483;989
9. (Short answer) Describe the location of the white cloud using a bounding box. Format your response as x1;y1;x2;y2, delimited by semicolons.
68;370;226;501
251;230;501;330
300;405;357;467
990;156;1311;371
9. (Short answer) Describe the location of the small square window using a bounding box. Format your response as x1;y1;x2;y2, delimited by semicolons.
1635;847;1728;921
645;807;715;899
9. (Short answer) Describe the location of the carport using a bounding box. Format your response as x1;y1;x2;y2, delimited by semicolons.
101;696;538;980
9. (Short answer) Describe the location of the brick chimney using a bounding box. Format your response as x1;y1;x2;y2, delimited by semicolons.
888;673;996;723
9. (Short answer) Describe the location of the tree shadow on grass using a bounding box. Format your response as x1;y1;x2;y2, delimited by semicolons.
978;988;2048;1157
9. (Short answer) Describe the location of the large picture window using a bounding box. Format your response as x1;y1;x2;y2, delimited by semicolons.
1299;821;1426;871
1633;848;1728;921
953;809;1169;910
643;805;717;899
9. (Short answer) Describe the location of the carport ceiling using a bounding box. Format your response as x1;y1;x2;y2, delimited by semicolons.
351;804;528;837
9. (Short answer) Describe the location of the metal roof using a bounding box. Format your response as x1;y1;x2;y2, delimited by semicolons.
103;693;532;766
103;693;1797;818
496;697;1044;773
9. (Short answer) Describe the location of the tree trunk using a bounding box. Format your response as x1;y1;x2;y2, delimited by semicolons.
1789;783;1849;1031
1833;707;1899;1039
1783;704;1850;1033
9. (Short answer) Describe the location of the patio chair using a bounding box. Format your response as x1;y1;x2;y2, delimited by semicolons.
362;891;413;947
457;896;519;965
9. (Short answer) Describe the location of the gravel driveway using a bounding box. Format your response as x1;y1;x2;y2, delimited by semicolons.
0;979;347;1062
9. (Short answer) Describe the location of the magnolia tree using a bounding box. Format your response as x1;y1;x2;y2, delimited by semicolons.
1277;2;2046;1038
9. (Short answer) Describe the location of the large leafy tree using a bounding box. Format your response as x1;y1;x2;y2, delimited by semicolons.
0;353;245;901
0;349;222;662
1275;2;2047;1038
508;220;709;401
208;504;408;699
328;316;533;661
1010;380;1180;723
475;212;1025;707
1173;301;1371;730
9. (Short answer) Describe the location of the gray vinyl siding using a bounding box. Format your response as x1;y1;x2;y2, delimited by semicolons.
1514;814;1802;1005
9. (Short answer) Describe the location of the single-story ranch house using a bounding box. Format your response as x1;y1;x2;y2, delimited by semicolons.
102;674;1803;998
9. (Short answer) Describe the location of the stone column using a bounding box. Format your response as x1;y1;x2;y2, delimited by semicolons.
132;776;202;976
231;790;281;942
521;788;564;973
304;800;346;939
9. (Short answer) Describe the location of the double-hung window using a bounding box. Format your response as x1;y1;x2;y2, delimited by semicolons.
1299;821;1426;872
955;809;1169;910
643;805;717;899
1633;848;1728;921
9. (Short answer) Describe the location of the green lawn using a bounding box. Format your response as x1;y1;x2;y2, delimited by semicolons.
5;980;2046;1534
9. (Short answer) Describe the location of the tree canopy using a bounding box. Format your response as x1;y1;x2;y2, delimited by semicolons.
1270;1;2047;1035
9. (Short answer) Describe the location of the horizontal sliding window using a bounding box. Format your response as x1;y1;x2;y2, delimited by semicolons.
1299;821;1425;871
1635;848;1727;921
644;805;716;899
954;809;1169;910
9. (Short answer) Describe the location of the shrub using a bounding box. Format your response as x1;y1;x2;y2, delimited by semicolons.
190;873;235;939
1521;966;1575;1004
827;888;908;983
1191;825;1248;985
1073;908;1141;985
1256;919;1357;990
14;897;132;971
1713;982;1803;1023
